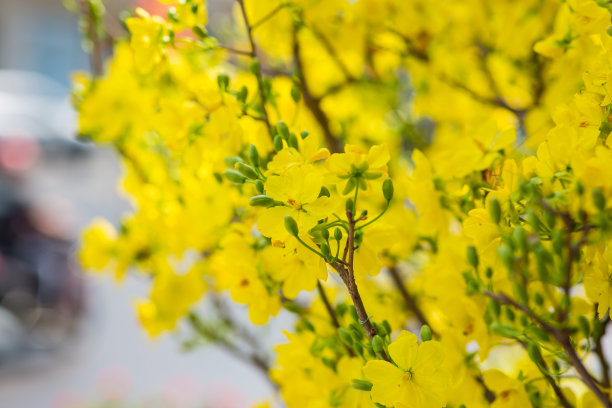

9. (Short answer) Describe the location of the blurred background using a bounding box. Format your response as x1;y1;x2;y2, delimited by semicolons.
0;0;273;407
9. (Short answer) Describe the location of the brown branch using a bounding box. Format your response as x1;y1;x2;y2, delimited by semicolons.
237;0;272;135
317;281;340;328
387;266;431;329
292;28;342;154
484;291;611;407
594;311;611;392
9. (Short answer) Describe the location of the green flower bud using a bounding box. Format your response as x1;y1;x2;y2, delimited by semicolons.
300;130;309;139
505;307;515;322
466;245;479;269
383;178;394;202
236;162;258;179
255;180;264;194
284;215;299;237
351;379;373;392
371;335;384;354
345;198;354;213
224;169;246;184
276;120;290;140
353;341;364;357
489;197;501;224
249;195;275;207
217;73;229;92
321;228;330;241
338;328;353;347
273;135;284;152
420;325;433;341
236;85;248;103
334;228;343;241
320;242;331;259
485;267;493;279
578;315;590;338
382;320;392;337
527;342;543;366
225;156;242;167
288;133;299;149
248;145;259;167
519;315;528;327
192;24;207;39
248;58;260;76
290;85;300;103
593;188;606;211
487;299;501;319
534;292;544;306
374;322;387;338
497;244;514;272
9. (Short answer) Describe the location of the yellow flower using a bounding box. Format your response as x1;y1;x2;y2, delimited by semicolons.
125;8;167;73
483;369;530;408
364;331;450;408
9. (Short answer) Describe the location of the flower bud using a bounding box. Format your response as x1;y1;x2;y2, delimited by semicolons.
489;197;501;224
192;24;207;39
300;130;309;139
527;342;543;366
318;186;330;198
383;178;394;202
593;188;606;211
248;58;260;76
334;228;343;241
284;215;299;237
290;85;300;103
351;379;373;391
273;135;284;152
236;86;248;103
276;120;290;140
217;74;229;92
224;169;246;184
466;245;479;269
371;335;384;354
345;198;354;213
255;180;264;194
249;195;275;207
487;299;501;319
248;145;259;167
420;325;432;341
288;133;299;149
320;242;331;258
236;162;258;179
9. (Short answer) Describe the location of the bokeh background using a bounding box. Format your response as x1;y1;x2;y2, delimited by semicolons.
0;1;274;407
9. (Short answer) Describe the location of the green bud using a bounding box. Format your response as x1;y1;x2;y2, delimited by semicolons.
353;341;364;357
236;162;258;179
346;198;354;213
321;228;330;241
374;322;387;338
593;188;606;211
248;58;260;76
512;227;527;253
284;215;299;237
249;195;275;207
290;85;300;103
527;342;543;366
534;292;544;306
255;180;264;194
505;307;515;322
485;267;493;279
338;328;353;346
334;228;343;241
283;301;304;315
224;169;246;184
371;335;384;354
487;299;501;319
354;230;364;246
519;315;528;327
360;210;368;219
489;197;501;224
277;120;290;140
351;379;373;392
578;315;590;338
383;178;394;202
217;74;229;92
466;245;479;269
248;145;259;167
300;130;309;139
288;133;299;149
382;320;392;337
273;135;284;152
497;244;515;272
192;24;207;39
336;303;347;316
420;325;433;341
225;156;242;167
236;85;248;103
321;242;331;259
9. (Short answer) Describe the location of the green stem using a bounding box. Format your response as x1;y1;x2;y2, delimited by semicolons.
357;200;390;230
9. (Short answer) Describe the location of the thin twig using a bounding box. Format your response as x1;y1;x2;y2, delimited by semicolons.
387;266;431;329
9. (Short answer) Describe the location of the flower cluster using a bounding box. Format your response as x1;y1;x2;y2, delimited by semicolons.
73;0;612;407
